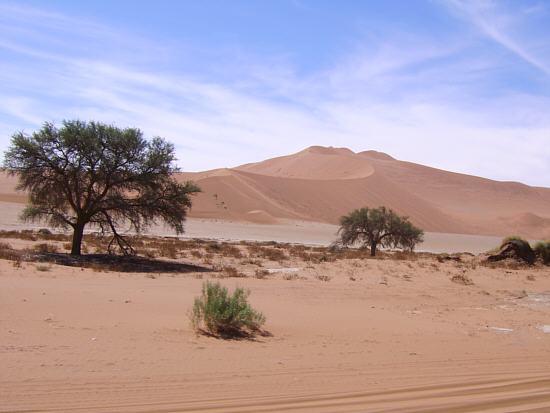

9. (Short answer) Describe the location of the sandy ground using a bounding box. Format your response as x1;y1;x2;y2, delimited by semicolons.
2;234;550;412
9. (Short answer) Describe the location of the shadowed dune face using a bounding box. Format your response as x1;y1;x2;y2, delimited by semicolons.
2;145;550;238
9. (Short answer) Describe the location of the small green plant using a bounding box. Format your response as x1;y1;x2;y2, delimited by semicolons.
190;281;265;337
533;241;550;265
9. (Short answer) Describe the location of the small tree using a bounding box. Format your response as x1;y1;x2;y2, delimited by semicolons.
336;206;424;256
3;120;200;256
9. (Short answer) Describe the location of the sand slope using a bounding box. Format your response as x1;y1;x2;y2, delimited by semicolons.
179;146;550;238
1;145;549;238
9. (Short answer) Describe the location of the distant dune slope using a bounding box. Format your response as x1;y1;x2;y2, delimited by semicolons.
1;145;549;238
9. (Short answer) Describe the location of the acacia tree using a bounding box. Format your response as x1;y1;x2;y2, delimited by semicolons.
3;120;200;256
336;206;424;256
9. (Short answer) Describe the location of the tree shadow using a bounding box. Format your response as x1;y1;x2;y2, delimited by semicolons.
31;253;213;273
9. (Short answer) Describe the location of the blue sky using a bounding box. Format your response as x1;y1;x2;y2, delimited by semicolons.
0;0;549;185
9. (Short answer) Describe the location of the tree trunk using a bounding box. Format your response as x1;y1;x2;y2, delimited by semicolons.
71;221;85;256
370;240;377;257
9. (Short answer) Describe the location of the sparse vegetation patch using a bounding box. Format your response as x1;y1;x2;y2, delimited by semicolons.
190;281;265;337
533;241;550;265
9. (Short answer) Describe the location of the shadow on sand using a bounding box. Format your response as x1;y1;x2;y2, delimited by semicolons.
31;253;213;274
196;328;273;341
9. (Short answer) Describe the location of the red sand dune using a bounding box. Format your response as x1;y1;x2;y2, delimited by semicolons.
178;146;550;239
1;145;549;238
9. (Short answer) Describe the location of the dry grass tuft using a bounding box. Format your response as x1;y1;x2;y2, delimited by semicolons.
33;243;59;254
222;265;247;278
0;243;21;262
451;273;474;285
254;269;269;279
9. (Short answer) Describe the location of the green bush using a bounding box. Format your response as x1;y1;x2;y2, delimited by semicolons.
500;236;532;254
489;236;535;265
533;241;550;265
190;281;265;337
501;235;529;246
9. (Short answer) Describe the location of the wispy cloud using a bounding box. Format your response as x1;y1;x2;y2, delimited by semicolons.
444;0;550;75
0;2;549;186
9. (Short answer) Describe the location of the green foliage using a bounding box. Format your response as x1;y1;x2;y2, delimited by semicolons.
191;281;265;337
489;236;536;265
501;236;529;246
533;241;550;265
500;236;533;255
3;120;200;255
336;206;424;256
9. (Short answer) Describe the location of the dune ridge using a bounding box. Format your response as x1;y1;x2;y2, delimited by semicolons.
1;146;549;238
179;146;550;238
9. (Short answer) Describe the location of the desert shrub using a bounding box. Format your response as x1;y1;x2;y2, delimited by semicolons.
315;274;331;282
260;248;287;262
246;244;262;255
190;281;265;337
500;236;532;254
83;234;108;252
221;244;243;258
206;242;242;258
489;236;535;264
390;251;418;261
222;266;246;278
240;258;263;266
331;247;373;261
290;246;334;263
143;248;158;259
190;249;203;258
161;242;178;259
0;230;37;241
0;241;13;250
33;243;59;253
247;244;287;262
206;242;222;252
35;229;68;241
254;269;269;279
533;241;550;265
451;273;473;285
35;264;51;272
502;235;527;245
0;243;20;262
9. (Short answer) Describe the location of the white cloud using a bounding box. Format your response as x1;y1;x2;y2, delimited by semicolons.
0;3;549;186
